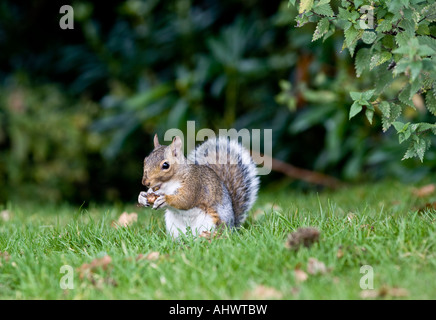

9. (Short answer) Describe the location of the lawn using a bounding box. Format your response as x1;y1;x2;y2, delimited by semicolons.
0;180;435;299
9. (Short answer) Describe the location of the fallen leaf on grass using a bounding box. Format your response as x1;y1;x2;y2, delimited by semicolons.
360;286;409;299
199;230;213;240
285;227;320;251
252;203;282;220
416;202;436;213
307;258;328;275
252;208;265;220
77;255;112;280
111;212;138;228
245;285;283;299
199;230;226;242
336;247;344;259
347;213;356;223
136;251;160;261
294;268;308;283
0;251;10;267
0;251;10;261
413;184;435;198
0;210;11;222
77;255;117;288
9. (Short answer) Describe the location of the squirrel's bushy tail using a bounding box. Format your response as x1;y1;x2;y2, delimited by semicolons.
188;137;259;227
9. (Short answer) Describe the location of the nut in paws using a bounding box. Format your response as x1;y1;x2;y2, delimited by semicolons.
152;195;166;209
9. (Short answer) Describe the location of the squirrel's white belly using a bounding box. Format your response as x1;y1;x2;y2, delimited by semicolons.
164;207;215;238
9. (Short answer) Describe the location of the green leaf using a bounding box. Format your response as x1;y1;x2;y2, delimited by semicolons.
421;2;436;22
365;108;374;124
418;36;436;52
378;101;391;118
417;24;430;36
323;24;336;42
393;121;412;144
399;84;414;107
370;51;392;70
362;89;375;101
354;0;364;7
299;0;314;13
402;135;431;162
312;17;330;41
354;48;371;77
362;31;377;44
374;64;395;95
295;14;310;27
417;122;436;133
382;103;402;132
395;32;409;47
426;91;436;115
376;19;393;33
393;121;408;133
344;25;364;57
409;60;423;81
382;35;396;49
349;101;363;119
313;3;335;16
350;91;362;101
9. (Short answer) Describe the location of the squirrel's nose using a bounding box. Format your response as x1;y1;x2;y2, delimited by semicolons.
142;178;151;187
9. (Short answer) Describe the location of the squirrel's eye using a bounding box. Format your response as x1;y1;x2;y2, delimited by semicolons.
162;162;170;170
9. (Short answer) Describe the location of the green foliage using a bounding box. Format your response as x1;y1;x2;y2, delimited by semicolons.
0;77;105;202
1;1;436;203
289;0;436;161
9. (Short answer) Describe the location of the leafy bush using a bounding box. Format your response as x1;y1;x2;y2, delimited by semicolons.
288;0;436;161
1;0;435;203
0;76;105;202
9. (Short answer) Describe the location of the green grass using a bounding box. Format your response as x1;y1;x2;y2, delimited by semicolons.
0;180;435;299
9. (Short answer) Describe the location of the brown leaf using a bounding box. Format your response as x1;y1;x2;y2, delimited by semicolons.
360;286;409;299
136;251;160;261
199;230;226;242
245;285;283;299
0;251;10;261
307;258;327;275
252;208;265;220
0;210;11;222
112;212;138;228
199;231;213;240
285;227;320;251
294;268;308;283
413;184;435;198
417;202;436;213
336;247;344;259
0;251;11;266
388;287;409;297
77;255;112;280
347;213;356;223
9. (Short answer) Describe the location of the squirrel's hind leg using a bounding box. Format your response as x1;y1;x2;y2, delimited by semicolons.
164;207;215;238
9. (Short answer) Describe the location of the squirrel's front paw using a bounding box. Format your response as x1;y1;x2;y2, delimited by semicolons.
138;191;150;207
152;195;166;209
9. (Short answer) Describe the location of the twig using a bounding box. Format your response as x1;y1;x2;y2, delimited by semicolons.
251;151;343;189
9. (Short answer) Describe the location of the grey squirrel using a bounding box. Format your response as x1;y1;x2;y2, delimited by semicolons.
138;134;259;238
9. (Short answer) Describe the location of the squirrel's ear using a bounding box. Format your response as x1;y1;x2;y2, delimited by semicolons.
153;134;160;148
170;136;183;158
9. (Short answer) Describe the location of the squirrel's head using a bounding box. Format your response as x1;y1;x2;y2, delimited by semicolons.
142;134;185;189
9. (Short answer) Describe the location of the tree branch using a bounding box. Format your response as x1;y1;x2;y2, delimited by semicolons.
251;151;343;189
